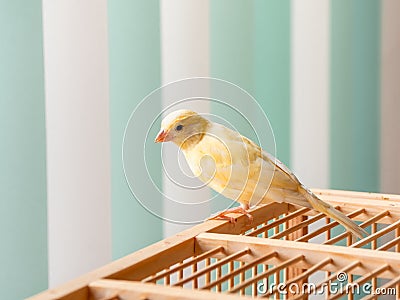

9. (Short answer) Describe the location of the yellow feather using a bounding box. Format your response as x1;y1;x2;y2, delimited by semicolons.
158;110;368;238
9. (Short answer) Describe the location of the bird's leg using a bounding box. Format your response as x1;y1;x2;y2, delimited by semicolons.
208;203;253;224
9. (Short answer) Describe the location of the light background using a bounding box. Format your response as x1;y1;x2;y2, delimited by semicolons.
0;0;399;298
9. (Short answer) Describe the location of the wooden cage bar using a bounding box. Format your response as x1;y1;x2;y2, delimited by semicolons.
28;189;400;300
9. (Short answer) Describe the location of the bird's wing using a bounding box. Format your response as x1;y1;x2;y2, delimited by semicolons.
185;124;272;203
240;136;300;189
240;136;367;238
186;125;367;238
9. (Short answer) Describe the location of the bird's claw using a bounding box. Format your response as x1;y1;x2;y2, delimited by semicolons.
245;213;254;224
209;215;238;224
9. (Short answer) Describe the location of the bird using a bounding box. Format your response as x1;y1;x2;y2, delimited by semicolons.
155;109;368;238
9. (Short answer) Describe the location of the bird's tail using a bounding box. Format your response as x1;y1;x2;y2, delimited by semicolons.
298;187;368;239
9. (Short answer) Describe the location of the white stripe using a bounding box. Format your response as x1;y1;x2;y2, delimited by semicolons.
291;0;330;271
291;0;330;189
380;0;400;194
42;0;112;287
160;0;210;237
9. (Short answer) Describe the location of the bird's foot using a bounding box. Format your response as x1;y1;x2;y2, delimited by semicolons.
208;206;253;224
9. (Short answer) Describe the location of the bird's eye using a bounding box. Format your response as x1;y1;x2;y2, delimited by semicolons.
176;125;183;131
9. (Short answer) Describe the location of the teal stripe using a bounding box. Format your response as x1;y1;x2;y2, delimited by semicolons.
0;1;48;298
210;1;254;212
209;1;291;211
210;1;254;93
108;0;162;258
254;0;291;166
330;0;381;192
210;1;291;166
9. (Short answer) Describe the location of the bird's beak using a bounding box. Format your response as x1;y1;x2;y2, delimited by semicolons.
155;129;167;143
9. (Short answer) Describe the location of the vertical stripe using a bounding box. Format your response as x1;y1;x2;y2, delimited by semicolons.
210;1;253;93
0;1;47;298
209;12;254;149
43;0;112;286
210;1;253;212
108;0;163;257
291;0;330;189
291;1;330;282
160;0;210;82
160;0;210;237
330;0;380;192
254;0;291;167
380;0;400;194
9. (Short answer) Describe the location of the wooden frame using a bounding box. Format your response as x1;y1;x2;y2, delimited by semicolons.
29;189;400;300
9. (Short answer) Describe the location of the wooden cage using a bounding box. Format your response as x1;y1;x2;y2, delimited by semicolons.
29;189;400;300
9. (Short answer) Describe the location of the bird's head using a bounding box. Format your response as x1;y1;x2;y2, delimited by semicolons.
155;109;210;150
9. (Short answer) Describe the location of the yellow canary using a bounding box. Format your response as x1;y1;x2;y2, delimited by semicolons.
155;109;367;238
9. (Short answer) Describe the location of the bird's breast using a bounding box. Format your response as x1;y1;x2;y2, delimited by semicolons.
182;134;272;204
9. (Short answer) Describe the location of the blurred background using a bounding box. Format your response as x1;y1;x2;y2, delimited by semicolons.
1;0;399;298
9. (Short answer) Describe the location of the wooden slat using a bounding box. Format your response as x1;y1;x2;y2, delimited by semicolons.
246;207;309;237
274;264;280;300
312;189;400;222
173;248;250;287
239;261;245;295
201;252;277;290
263;258;332;298
377;235;400;251
227;261;234;289
26;228;190;299
286;215;308;298
328;264;389;300
192;262;198;289
177;262;183;281
28;189;400;300
89;279;246;300
312;188;400;202
361;274;400;300
252;266;257;297
28;202;289;300
143;246;223;283
211;202;290;236
324;210;390;245
291;261;361;300
397;227;400;252
216;258;222;292
195;233;400;278
228;255;304;294
351;219;400;248
295;208;365;242
26;217;250;300
205;258;211;285
271;212;326;240
271;212;325;240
